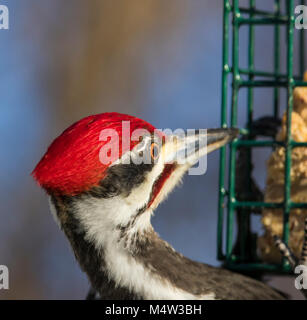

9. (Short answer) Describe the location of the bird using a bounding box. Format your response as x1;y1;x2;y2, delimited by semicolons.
32;112;284;300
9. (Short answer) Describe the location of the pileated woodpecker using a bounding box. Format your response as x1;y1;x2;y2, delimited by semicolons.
32;112;283;300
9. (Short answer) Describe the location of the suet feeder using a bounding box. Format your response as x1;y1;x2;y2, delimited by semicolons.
218;0;307;274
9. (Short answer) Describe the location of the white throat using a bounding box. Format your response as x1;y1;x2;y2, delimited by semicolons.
74;197;215;300
48;157;215;300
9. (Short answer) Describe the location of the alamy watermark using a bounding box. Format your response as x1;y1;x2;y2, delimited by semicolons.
98;121;209;175
294;265;307;290
0;4;9;30
295;5;307;29
0;265;9;290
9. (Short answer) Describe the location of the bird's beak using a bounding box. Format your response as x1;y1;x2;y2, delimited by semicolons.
162;128;239;167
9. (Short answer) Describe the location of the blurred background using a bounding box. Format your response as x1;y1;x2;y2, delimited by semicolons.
0;0;305;299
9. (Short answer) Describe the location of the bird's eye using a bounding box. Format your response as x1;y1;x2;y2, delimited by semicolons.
150;142;159;160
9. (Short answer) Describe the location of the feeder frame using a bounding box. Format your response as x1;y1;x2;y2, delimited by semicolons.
218;0;307;273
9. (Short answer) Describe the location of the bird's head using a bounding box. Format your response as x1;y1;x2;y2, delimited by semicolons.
32;112;237;248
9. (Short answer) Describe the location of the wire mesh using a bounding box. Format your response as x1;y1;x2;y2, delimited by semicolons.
218;0;307;273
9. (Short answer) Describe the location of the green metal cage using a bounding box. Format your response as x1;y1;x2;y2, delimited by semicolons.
218;0;307;273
